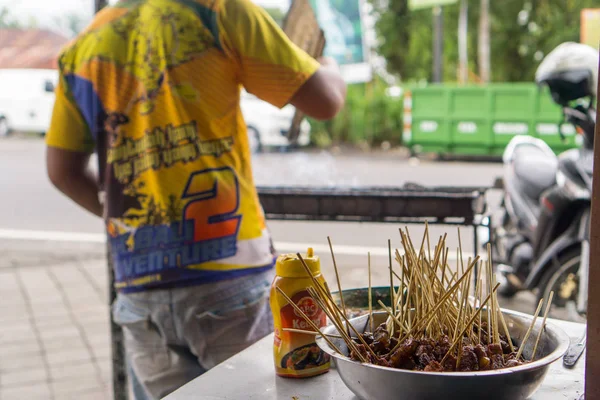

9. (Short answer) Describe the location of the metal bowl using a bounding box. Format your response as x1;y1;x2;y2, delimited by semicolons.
316;309;570;400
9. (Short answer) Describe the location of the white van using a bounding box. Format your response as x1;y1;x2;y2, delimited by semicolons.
240;90;311;152
0;68;58;136
0;71;312;151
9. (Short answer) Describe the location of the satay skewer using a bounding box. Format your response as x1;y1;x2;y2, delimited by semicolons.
441;282;500;365
368;252;374;333
328;237;349;337
283;328;348;339
306;287;373;360
516;298;545;360
531;291;554;361
275;287;345;357
388;240;395;326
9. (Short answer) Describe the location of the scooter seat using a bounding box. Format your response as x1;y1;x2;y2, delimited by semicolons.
513;146;558;201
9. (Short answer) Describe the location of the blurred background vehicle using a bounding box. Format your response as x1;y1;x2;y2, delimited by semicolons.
0;68;58;137
0;72;310;153
240;90;311;153
485;42;597;322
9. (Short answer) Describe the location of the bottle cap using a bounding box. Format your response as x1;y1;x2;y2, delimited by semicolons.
275;248;321;278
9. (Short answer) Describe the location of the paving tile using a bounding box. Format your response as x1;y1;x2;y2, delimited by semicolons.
1;382;52;400
49;268;89;287
31;307;71;320
18;273;56;292
29;296;65;307
58;388;112;400
39;326;81;342
0;353;45;372
78;313;109;325
0;303;30;319
0;293;27;308
91;345;111;362
98;364;112;386
0;324;35;341
50;362;98;382
66;389;111;400
0;330;37;346
0;271;19;290
43;336;87;353
82;324;110;342
34;315;73;330
0;313;31;326
0;366;48;387
71;304;110;315
51;376;104;397
86;333;111;351
46;347;94;366
0;341;41;357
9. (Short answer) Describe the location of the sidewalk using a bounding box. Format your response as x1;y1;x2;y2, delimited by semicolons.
0;257;112;400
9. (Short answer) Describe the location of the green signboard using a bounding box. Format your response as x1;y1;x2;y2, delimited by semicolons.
309;0;365;65
409;0;458;10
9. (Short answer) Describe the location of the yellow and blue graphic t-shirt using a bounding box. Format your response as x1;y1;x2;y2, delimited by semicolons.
45;0;319;293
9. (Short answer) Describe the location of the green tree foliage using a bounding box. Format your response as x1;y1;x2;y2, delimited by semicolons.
310;80;404;146
52;14;88;37
0;6;41;30
369;0;598;83
0;7;22;28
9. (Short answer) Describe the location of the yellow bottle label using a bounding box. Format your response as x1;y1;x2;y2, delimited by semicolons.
271;283;331;378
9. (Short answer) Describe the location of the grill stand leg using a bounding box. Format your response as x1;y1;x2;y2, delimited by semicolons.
108;241;129;400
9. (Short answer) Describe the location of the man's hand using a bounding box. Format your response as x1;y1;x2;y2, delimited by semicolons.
46;146;103;218
289;57;347;121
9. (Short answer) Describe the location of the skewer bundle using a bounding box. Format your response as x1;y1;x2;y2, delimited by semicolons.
281;225;554;371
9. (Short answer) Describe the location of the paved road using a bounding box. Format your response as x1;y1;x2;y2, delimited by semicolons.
0;136;502;263
0;137;540;314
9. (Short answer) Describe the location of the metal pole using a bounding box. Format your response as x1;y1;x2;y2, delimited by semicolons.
108;241;129;400
477;0;490;82
457;0;468;84
584;51;600;399
432;6;443;83
92;2;127;398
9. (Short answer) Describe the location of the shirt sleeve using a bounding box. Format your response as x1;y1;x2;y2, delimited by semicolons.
217;0;320;108
45;74;95;153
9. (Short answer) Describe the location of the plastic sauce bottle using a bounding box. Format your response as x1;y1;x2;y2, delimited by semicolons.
270;248;331;378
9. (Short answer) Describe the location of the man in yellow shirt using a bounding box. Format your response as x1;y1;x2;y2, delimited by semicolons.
45;0;346;397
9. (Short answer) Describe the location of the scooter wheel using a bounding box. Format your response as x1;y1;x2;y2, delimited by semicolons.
535;248;584;321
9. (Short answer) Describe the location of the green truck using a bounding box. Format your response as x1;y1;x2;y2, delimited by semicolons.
402;83;581;156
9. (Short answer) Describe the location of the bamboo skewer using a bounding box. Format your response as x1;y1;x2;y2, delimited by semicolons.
306;287;372;362
397;257;480;346
283;328;348;339
498;303;515;352
368;252;374;333
441;282;500;365
516;299;545;360
477;282;483;344
275;287;344;356
487;244;501;345
293;226;549;373
328;237;348;334
388;240;395;320
305;281;379;360
531;291;554;361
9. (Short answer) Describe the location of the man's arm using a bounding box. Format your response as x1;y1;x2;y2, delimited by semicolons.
290;57;347;121
218;0;346;120
46;146;103;218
